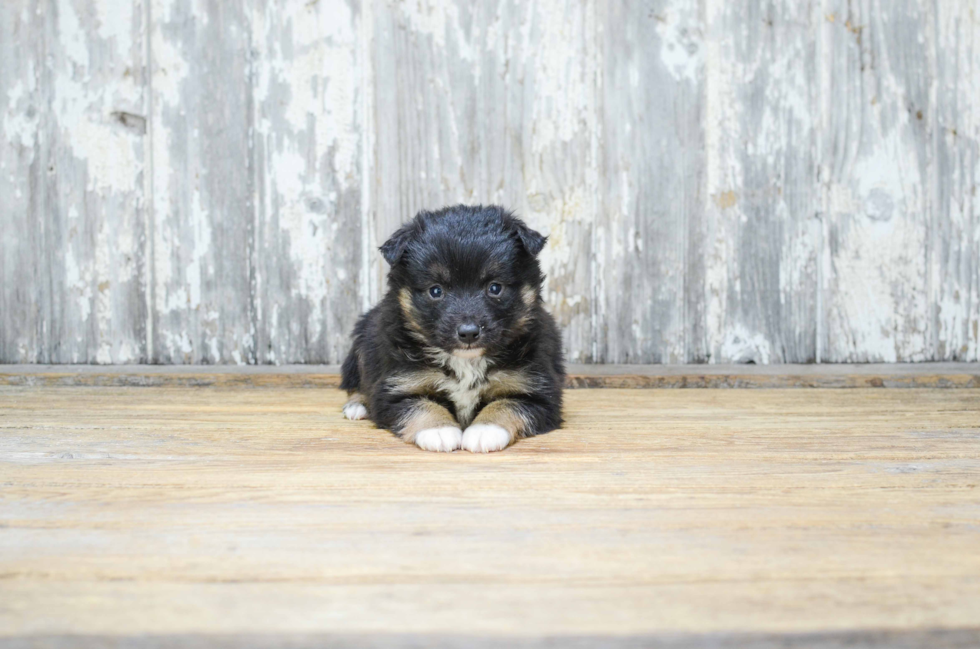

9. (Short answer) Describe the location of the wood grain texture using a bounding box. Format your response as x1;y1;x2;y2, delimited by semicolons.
249;0;363;364
1;386;979;641
370;0;597;361
1;0;148;364
819;0;933;362
933;2;980;362
0;1;43;363
3;629;980;649
2;363;980;389
703;0;819;364
596;0;701;363
3;0;980;364
148;0;256;364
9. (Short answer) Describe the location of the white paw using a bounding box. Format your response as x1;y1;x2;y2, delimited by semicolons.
414;426;463;452
461;424;512;453
343;401;368;420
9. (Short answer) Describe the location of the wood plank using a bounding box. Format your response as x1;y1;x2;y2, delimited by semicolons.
0;0;148;363
562;363;980;388
702;1;820;363
0;365;345;389
248;0;364;364
595;1;701;363
148;0;254;364
818;1;933;361
0;1;44;363
2;629;979;649
1;387;979;643
370;0;597;361
1;363;979;389
933;3;980;362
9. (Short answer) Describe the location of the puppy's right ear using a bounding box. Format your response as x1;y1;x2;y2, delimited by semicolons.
379;222;416;265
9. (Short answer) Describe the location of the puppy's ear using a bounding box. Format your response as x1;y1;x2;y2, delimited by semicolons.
511;218;547;256
379;222;417;265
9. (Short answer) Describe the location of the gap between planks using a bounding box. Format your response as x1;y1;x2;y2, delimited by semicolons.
0;363;978;389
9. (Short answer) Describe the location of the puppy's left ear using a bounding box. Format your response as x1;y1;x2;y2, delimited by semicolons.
379;222;416;265
511;218;547;256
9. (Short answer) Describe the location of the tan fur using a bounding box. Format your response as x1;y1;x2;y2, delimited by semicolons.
470;399;530;441
397;287;413;317
521;284;537;306
507;285;538;333
397;399;458;444
388;367;534;427
482;261;504;278
483;369;534;400
429;263;451;283
387;369;444;395
346;392;366;405
512;314;531;332
398;288;429;345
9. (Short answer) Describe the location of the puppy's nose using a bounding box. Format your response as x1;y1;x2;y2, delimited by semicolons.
457;323;481;344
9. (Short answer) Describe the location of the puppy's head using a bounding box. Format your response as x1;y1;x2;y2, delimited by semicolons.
381;205;546;359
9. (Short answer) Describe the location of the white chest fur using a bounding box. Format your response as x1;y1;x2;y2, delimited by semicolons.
435;354;488;427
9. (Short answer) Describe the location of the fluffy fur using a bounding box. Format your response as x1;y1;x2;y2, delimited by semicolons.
340;204;564;452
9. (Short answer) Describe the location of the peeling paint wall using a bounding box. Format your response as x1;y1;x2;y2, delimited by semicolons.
2;0;978;364
2;0;148;364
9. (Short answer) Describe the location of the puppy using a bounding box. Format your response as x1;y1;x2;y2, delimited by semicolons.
340;204;564;452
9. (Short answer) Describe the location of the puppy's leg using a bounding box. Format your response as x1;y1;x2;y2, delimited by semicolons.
461;399;538;453
463;397;562;453
395;398;462;452
342;392;368;420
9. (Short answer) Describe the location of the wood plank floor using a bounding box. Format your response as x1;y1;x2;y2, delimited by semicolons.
1;386;979;647
3;362;980;389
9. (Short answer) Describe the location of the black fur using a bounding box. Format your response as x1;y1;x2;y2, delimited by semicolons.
341;204;564;442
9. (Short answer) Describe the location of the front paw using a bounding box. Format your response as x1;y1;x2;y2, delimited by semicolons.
343;400;368;420
414;426;463;452
461;424;512;453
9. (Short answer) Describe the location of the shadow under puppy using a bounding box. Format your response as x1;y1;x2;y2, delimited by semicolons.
341;205;564;452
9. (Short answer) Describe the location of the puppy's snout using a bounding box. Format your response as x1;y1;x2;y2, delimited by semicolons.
457;323;481;344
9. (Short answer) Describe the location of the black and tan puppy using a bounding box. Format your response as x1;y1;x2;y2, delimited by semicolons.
340;205;564;452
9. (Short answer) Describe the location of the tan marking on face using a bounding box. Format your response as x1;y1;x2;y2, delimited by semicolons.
397;399;458;443
398;287;428;343
387;370;444;395
398;287;417;322
521;285;537;307
471;399;530;440
511;314;532;333
483;369;534;400
508;285;539;334
481;260;504;278
429;263;451;284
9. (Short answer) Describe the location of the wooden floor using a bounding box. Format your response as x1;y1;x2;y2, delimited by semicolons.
2;385;979;647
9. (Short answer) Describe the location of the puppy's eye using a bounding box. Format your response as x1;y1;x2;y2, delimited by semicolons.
487;283;503;297
428;285;443;299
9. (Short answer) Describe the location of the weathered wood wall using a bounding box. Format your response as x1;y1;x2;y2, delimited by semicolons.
1;0;978;364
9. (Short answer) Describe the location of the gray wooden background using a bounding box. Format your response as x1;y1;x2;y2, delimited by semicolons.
1;0;978;365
